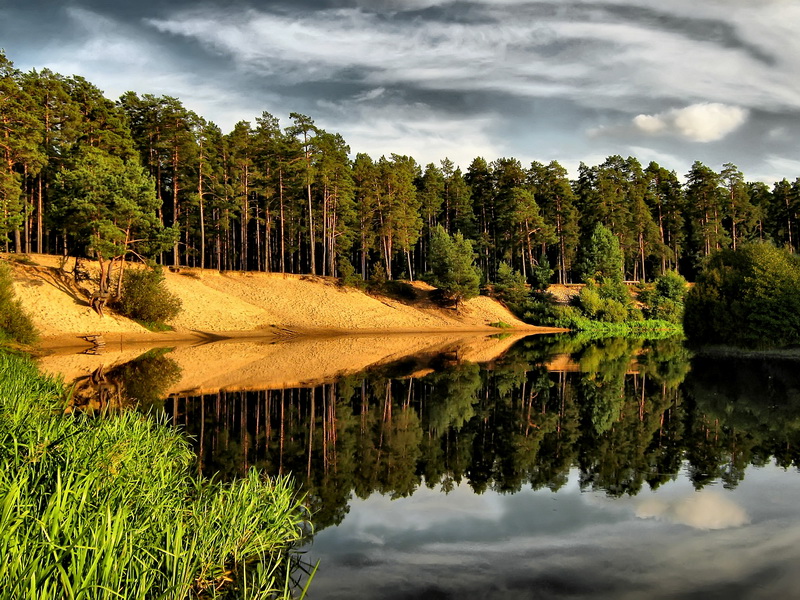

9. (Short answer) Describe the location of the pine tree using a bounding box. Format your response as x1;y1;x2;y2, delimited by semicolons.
528;160;578;284
0;52;43;252
427;224;480;306
720;163;757;251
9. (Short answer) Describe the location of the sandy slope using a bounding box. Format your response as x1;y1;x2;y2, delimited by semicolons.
8;254;539;341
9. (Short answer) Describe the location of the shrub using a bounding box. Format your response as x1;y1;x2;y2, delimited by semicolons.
116;267;182;325
640;270;688;324
576;283;604;318
655;269;688;301
523;297;584;328
597;298;628;323
367;262;388;292
337;255;364;288
494;261;528;307
684;243;800;347
578;223;624;283
425;225;481;305
0;261;38;345
529;257;554;293
575;280;631;323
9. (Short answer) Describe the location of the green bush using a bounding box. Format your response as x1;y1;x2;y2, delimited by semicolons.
576;283;604;318
575;280;631;323
0;261;38;345
425;225;481;305
523;297;584;328
641;270;688;323
597;297;628;323
337;255;365;288
684;243;800;347
116;267;182;325
655;269;688;301
494;261;528;307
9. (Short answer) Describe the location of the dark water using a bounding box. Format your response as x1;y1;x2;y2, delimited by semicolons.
107;336;800;598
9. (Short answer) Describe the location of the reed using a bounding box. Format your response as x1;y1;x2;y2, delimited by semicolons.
0;352;313;599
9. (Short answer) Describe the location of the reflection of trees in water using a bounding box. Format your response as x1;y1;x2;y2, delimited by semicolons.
162;338;800;530
68;349;182;413
684;355;800;489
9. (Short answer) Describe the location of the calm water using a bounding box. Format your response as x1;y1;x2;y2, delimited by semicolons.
86;335;800;598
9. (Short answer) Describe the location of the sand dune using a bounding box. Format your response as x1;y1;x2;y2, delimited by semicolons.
9;254;543;343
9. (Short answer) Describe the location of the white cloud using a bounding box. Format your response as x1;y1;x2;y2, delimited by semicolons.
316;100;503;169
636;491;750;530
633;103;749;142
144;0;800;120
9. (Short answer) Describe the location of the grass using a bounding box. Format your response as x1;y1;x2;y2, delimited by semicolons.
0;351;314;599
571;318;684;337
132;318;175;332
488;321;513;329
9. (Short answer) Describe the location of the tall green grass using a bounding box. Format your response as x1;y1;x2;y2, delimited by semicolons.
0;352;313;599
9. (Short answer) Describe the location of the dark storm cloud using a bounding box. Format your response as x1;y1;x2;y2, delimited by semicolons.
2;0;800;179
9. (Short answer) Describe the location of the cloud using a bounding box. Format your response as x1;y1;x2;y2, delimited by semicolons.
144;1;800;115
315;100;503;168
636;491;750;530
633;103;749;142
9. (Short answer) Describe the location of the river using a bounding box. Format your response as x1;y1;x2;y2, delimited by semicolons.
53;333;800;599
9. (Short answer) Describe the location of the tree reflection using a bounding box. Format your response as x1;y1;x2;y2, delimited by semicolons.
159;337;800;531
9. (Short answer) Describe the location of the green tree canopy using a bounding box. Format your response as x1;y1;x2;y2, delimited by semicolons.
684;243;800;347
51;147;177;294
578;223;624;284
427;224;481;306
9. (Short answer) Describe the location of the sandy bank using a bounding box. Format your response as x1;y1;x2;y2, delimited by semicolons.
7;253;557;344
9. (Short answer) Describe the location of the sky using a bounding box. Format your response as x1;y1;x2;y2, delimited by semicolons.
2;0;800;183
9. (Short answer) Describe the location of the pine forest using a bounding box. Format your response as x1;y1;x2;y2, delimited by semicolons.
2;51;799;286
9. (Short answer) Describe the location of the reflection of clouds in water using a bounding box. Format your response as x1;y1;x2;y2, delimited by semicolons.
636;491;750;530
308;469;800;599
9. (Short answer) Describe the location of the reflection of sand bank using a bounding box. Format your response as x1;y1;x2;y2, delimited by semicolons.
38;332;534;395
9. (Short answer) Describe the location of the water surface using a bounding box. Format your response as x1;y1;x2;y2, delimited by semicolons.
64;334;800;598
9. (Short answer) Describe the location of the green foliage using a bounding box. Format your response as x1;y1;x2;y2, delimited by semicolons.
684;243;800;347
525;301;579;328
367;262;388;291
426;224;481;305
51;146;175;262
529;257;554;292
578;223;624;283
337;255;364;288
0;262;38;345
575;280;632;323
494;261;528;307
640;270;688;323
0;351;311;599
115;267;182;325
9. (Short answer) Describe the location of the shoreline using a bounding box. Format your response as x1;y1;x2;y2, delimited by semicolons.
34;324;567;356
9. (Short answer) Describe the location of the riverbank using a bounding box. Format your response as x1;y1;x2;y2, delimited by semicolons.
6;254;557;350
